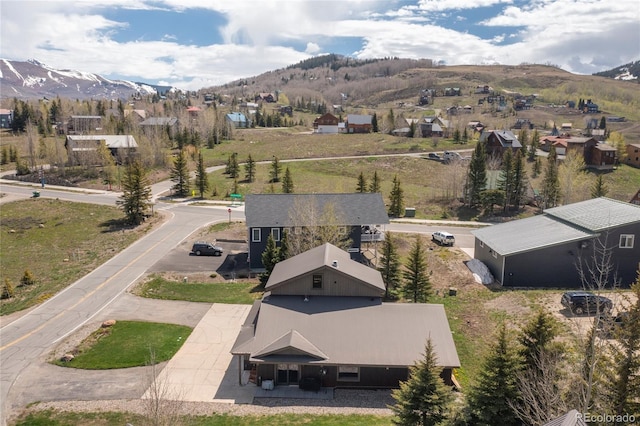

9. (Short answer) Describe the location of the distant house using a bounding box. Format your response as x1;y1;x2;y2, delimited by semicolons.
124;109;146;122
230;243;460;389
591;143;617;170
65;135;138;165
0;109;13;128
226;112;250;128
67;115;102;134
139;117;178;138
444;87;461;96
244;193;389;271
561;123;572;131
584;101;599;113
479;130;522;157
278;105;293;117
419;116;448;137
513;118;533;130
474;85;492;94
345;114;372;133
186;106;202;116
313;113;339;134
626;143;640;168
472;197;640;287
255;93;276;103
606;116;626;123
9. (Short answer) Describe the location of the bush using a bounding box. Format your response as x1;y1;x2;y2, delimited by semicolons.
1;278;15;299
20;270;35;286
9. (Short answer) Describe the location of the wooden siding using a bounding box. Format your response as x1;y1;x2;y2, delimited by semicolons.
268;267;380;297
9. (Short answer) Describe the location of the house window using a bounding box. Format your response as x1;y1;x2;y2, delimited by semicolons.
620;234;635;249
479;241;484;248
251;228;261;243
271;228;281;242
337;366;360;382
312;274;323;289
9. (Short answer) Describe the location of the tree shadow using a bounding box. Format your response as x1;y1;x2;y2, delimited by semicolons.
100;218;139;233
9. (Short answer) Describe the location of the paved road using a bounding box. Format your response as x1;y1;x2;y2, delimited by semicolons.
0;183;245;424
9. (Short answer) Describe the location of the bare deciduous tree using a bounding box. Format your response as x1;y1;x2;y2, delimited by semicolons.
143;349;185;426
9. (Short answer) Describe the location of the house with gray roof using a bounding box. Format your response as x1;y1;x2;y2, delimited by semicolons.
472;197;640;287
245;193;389;271
65;135;138;165
231;243;460;389
139;117;178;138
479;130;522;157
345;114;372;133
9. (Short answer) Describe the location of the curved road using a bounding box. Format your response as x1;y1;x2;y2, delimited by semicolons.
0;166;480;424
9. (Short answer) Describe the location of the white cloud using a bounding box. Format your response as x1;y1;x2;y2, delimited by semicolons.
305;42;321;54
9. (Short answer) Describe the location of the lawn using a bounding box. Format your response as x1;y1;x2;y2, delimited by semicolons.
135;276;262;304
13;410;393;426
51;320;192;369
0;199;159;316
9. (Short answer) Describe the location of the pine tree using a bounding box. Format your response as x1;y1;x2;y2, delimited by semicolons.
467;142;487;207
599;116;607;130
388;175;405;217
279;230;290;261
372;113;379;133
512;149;528;210
356;172;367;193
170;149;190;197
387;108;395;134
528;129;540;162
244;154;256;183
519;309;560;367
227;153;239;179
282;167;294;193
117;160;153;225
259;234;280;287
378;233;401;300
402;235;432;303
391;339;453;425
533;157;542;177
497;149;514;212
591;174;609;198
269;156;282;183
194;151;209;198
1;146;8;165
369;170;381;193
468;324;522;426
542;146;560;209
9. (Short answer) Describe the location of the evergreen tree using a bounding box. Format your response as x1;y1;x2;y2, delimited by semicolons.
591;174;609;198
1;146;8;165
270;156;282;183
259;234;280;287
497;149;514;212
356;172;367;193
518;128;529;147
378;233;401;300
372;113;379;133
244;154;256;183
533;157;542;177
599;116;607;130
387;108;395;134
194;151;209;198
519;309;560;367
512;150;528;209
391;339;453;425
170;149;190;197
462;126;468;142
388;175;405;217
227;153;239;179
402;235;432;303
542;146;560;209
282;167;294;193
116;160;152;225
467;142;487;207
369;170;381;193
528;129;540;162
279;229;290;261
453;128;461;144
468;324;522;426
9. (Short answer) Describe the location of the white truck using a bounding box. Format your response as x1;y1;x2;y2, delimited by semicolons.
432;231;455;246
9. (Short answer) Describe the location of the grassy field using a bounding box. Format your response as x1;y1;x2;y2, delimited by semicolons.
0;199;159;316
12;410;394;426
51;320;192;369
135;276;262;304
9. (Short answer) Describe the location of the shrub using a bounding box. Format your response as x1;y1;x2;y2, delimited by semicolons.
1;278;15;299
20;270;35;286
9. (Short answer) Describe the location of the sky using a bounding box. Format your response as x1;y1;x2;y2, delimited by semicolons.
1;0;639;91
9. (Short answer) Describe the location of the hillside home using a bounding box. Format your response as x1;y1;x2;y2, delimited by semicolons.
65;135;138;165
226;112;250;128
472;197;640;288
626;143;640;168
345;114;372;133
67;115;102;134
479;130;522;157
584;101;599;113
139;117;178;138
313;113;339;134
231;243;461;389
186;106;202;116
123;109;146;122
0;109;13;128
591;143;617;170
244;193;389;271
255;93;276;103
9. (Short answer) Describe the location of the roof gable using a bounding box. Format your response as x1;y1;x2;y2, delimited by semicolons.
254;329;328;360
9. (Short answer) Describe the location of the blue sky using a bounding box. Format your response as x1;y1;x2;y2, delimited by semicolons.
1;0;638;90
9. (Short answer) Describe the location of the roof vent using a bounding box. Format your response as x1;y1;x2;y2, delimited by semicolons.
303;296;309;302
332;260;338;267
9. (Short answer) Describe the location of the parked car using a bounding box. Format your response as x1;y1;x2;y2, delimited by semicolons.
427;152;442;161
432;231;455;246
191;241;223;256
561;291;612;315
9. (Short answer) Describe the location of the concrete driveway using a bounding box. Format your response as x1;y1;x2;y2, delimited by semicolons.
144;303;254;404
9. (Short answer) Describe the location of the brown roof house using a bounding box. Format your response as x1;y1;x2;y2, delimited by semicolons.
479;130;522;157
313;113;339;134
626;143;640;168
231;243;460;390
345;114;372;133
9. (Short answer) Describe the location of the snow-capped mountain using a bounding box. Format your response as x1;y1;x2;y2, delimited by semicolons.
593;60;640;81
0;59;167;100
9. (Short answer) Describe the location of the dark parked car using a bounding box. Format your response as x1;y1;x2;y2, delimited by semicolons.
561;291;612;315
191;241;223;256
427;152;442;161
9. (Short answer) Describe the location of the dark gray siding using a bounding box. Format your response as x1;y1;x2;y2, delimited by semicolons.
473;239;504;283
